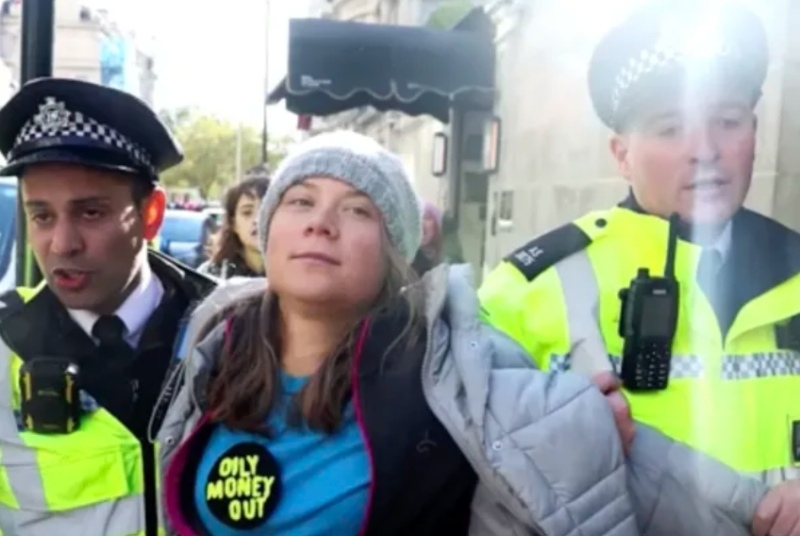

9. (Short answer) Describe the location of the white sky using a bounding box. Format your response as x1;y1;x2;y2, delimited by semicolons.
95;0;311;134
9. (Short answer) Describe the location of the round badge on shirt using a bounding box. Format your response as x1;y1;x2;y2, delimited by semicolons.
203;442;282;529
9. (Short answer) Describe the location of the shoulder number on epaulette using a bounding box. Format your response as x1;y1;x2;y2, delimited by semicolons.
505;223;592;281
0;289;24;323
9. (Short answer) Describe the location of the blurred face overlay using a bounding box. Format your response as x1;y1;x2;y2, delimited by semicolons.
610;85;757;227
265;176;388;312
22;163;162;314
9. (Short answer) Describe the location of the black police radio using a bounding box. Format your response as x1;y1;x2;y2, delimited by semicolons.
18;357;82;434
617;213;681;391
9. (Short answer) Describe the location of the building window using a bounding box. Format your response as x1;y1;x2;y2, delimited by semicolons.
79;7;92;21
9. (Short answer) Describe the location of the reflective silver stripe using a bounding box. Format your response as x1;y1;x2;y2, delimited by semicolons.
548;353;704;378
744;466;800;486
721;351;800;380
0;340;146;536
610;353;704;379
573;351;800;380
553;250;613;375
0;339;47;512
550;251;797;382
0;496;145;536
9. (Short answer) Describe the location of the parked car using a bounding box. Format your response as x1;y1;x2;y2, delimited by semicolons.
0;178;16;293
158;209;214;268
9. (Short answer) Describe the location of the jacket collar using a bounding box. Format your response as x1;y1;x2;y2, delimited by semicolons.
619;192;734;245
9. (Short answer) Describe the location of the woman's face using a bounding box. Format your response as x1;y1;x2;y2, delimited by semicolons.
233;192;259;251
266;177;387;311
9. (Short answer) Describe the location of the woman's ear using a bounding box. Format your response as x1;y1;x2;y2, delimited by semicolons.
609;134;633;181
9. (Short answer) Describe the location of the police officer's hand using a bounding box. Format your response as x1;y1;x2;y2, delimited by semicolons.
591;372;635;455
752;480;800;536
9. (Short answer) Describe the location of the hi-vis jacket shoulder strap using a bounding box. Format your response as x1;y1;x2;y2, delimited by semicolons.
0;318;148;535
551;249;614;376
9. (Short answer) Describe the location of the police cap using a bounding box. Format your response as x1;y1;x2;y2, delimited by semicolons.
0;78;182;181
588;1;768;131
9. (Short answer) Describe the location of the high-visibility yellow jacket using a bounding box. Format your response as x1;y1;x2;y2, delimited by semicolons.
479;205;800;485
0;285;162;536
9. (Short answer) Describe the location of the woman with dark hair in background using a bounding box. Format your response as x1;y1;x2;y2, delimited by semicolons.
199;177;269;279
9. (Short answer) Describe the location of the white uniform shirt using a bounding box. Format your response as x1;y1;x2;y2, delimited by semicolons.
67;263;164;348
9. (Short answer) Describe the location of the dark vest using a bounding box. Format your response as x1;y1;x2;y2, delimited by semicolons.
356;305;477;536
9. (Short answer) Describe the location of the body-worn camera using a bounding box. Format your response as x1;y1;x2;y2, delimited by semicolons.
18;357;81;434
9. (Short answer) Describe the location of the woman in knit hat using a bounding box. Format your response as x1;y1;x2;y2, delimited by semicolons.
154;132;761;536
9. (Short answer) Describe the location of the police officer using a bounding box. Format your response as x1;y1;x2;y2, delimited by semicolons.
0;79;215;536
479;2;800;534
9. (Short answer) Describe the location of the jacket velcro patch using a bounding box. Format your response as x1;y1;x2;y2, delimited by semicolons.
505;223;592;281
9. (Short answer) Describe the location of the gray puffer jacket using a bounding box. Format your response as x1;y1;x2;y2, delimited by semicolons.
155;264;767;536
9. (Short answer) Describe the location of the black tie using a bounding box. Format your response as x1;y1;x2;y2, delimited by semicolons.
697;248;727;332
697;248;723;289
88;315;138;424
91;315;129;348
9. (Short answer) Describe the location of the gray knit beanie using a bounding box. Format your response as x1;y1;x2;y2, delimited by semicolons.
258;131;422;261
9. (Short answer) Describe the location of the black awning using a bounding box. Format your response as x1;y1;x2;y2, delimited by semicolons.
268;14;495;124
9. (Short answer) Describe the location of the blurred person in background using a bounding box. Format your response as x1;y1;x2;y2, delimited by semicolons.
411;200;444;276
441;212;464;264
199;177;269;279
202;221;220;259
199;215;220;264
156;131;767;536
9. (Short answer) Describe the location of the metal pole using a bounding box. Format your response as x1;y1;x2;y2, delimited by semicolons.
260;102;268;164
16;0;55;287
260;0;270;165
234;121;242;185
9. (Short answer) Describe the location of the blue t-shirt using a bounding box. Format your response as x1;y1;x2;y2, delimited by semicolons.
194;373;370;536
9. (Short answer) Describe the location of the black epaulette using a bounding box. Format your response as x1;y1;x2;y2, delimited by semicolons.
0;289;24;324
504;222;593;281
